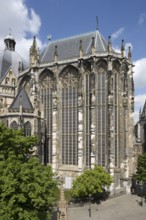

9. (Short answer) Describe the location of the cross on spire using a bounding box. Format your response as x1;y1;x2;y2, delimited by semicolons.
9;28;12;35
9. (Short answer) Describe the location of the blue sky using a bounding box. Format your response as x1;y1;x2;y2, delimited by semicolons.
25;0;146;59
0;0;146;123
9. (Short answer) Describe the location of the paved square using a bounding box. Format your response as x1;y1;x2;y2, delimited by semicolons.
69;194;146;220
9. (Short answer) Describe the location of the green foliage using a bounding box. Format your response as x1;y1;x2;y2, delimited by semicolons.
0;124;58;220
135;154;146;182
0;123;38;161
64;190;72;202
71;165;112;200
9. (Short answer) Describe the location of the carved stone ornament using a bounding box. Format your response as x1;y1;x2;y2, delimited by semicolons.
39;72;56;89
90;73;95;88
96;60;107;73
91;92;95;105
25;81;32;95
78;94;83;107
53;92;58;107
108;92;113;106
60;69;80;88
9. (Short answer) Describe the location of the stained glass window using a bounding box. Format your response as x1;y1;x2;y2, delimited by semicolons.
40;70;55;164
96;67;106;167
60;67;79;165
24;121;31;136
10;121;18;130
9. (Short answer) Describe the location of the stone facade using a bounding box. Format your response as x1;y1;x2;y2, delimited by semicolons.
0;30;135;193
135;103;146;156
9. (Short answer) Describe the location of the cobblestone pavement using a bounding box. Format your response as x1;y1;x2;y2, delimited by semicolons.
68;194;146;220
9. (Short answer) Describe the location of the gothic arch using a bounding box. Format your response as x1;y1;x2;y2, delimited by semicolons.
39;69;56;90
84;61;91;73
24;121;31;136
113;60;121;73
59;65;79;165
59;65;80;88
96;59;107;167
18;75;31;91
112;60;121;167
39;69;56;164
96;59;108;73
83;61;94;167
10;121;18;130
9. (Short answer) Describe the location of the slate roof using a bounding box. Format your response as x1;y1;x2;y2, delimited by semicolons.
40;30;112;63
0;49;28;80
9;87;33;111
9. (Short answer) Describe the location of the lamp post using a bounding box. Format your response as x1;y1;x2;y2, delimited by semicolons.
88;194;92;217
139;180;143;206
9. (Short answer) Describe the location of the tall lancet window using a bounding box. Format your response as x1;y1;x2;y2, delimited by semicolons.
39;70;56;164
10;121;18;130
96;61;107;167
24;121;31;136
113;61;120;167
84;63;94;167
60;66;79;165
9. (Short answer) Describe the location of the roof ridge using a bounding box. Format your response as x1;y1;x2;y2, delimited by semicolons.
50;30;96;43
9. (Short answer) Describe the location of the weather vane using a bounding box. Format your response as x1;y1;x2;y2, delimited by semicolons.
9;28;12;35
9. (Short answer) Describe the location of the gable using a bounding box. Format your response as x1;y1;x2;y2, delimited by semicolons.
9;87;34;112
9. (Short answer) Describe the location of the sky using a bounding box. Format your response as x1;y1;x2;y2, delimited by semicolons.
0;0;146;123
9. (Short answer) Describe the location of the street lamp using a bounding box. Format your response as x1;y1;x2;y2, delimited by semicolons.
139;180;143;206
88;194;92;217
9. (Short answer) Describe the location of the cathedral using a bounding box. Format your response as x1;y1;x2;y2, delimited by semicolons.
135;102;146;154
0;28;135;193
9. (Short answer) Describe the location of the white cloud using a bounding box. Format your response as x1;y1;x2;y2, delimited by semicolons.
135;94;146;109
0;0;43;61
134;110;139;124
138;13;146;25
133;58;146;88
16;37;46;62
111;28;125;40
111;28;130;55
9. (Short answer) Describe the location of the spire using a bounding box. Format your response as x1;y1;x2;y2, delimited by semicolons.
30;36;39;67
32;36;37;51
79;40;83;58
139;108;141;120
128;46;132;62
54;45;58;63
144;100;146;114
107;36;112;53
121;39;125;57
91;37;95;55
96;16;98;30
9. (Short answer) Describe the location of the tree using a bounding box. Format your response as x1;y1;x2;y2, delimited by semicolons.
71;165;112;200
0;124;58;220
135;154;146;182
